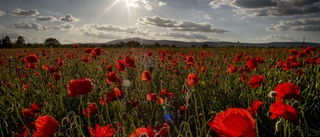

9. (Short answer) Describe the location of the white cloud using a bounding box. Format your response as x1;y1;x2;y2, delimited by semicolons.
138;16;229;33
83;31;120;39
14;22;49;31
52;24;74;30
36;16;57;22
267;17;320;31
159;1;167;6
81;24;142;34
0;10;5;17
10;8;39;16
60;14;79;22
204;14;213;20
144;3;153;10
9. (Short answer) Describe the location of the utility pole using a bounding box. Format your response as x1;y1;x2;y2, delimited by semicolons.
302;37;305;46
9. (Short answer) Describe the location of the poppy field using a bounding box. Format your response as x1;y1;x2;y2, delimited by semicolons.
0;46;319;137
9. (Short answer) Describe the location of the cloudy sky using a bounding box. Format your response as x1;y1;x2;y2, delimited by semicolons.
0;0;319;44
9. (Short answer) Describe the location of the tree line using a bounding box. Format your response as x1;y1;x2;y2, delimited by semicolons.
0;35;61;48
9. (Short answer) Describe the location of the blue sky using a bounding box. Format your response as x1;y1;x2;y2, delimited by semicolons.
0;0;319;44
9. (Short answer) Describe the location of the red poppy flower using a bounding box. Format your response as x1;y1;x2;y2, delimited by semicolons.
208;108;256;137
106;71;120;85
74;44;79;48
84;48;92;53
185;55;194;65
187;73;198;86
270;102;299;124
147;51;153;56
274;82;300;102
290;49;298;55
26;63;37;70
67;78;93;97
129;100;139;108
248;75;265;89
246;100;264;116
141;71;152;82
106;65;113;72
167;92;174;99
246;59;257;70
296;69;303;76
116;60;126;72
56;59;64;66
15;66;22;73
130;125;155;137
88;124;115;137
105;87;125;103
33;115;59;137
91;47;101;57
82;57;91;63
161;88;168;96
234;53;242;62
287;56;297;62
154;123;170;137
125;56;135;68
227;65;237;74
15;122;36;137
21;102;40;119
53;73;61;81
200;67;206;73
241;73;247;82
25;54;39;64
147;93;157;102
179;105;188;113
297;52;305;58
83;103;98;117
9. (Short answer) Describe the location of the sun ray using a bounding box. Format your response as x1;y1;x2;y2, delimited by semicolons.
94;0;122;22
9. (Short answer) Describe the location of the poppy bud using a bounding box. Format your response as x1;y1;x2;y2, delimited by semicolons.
122;79;131;88
268;91;277;98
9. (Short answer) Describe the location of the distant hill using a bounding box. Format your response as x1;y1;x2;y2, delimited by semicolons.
104;37;320;47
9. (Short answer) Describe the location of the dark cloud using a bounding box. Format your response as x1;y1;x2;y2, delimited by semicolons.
10;8;39;16
36;16;57;22
138;16;229;33
14;22;49;30
158;32;211;40
0;10;5;17
210;0;320;17
234;0;277;8
60;14;79;22
267;17;320;31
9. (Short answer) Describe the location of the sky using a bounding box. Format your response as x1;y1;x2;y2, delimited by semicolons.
0;0;319;44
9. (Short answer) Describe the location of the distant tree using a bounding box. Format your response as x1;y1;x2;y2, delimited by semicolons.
16;36;25;45
202;44;208;48
2;36;13;48
127;40;140;47
154;42;160;47
101;44;107;48
44;38;60;47
172;45;176;48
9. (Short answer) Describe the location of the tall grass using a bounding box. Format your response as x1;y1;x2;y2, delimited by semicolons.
0;46;319;136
